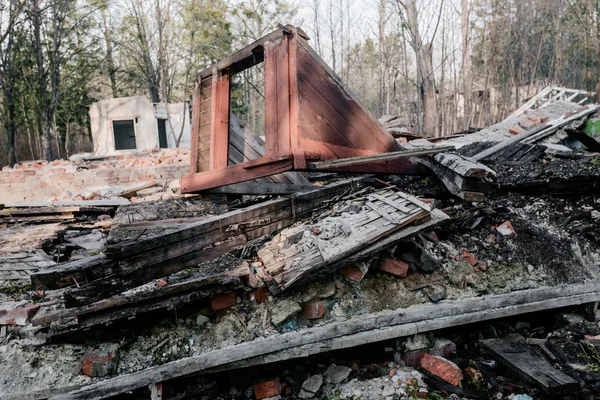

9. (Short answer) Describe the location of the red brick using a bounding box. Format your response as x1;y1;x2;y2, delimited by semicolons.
508;125;525;135
0;301;41;325
460;248;478;267
533;110;549;122
303;300;325;319
254;378;281;399
420;353;463;386
9;170;23;177
22;170;36;176
80;344;119;377
255;287;268;303
527;115;541;124
339;264;366;282
210;292;237;311
381;258;409;278
496;220;517;236
8;176;25;184
0;171;9;178
518;117;537;130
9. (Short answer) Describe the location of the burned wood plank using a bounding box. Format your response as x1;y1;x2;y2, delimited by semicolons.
30;254;116;291
566;128;600;152
54;281;600;400
480;337;579;393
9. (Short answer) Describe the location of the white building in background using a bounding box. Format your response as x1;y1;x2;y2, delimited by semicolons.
89;96;191;156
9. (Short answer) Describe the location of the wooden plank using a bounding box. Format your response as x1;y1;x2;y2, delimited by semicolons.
288;27;306;170
306;147;453;170
264;40;279;156
473;105;600;161
209;73;230;170
196;28;287;79
0;206;113;216
54;280;600;400
202;182;315;195
30;254;116;291
2;199;129;208
181;158;294;193
275;36;291;156
480;338;579;393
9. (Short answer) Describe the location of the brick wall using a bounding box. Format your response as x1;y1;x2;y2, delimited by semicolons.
0;148;190;204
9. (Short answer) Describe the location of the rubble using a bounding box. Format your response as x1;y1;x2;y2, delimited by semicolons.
0;27;600;400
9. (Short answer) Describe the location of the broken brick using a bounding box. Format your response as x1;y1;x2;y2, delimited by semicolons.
496;220;516;236
339;264;366;282
401;339;457;367
518;117;537;130
460;248;478;267
526;115;541;124
0;301;41;326
420;353;463;386
381;258;409;278
80;343;120;377
155;279;168;287
508;125;526;135
533;110;549;122
254;287;268;303
303;300;325;320
209;292;237;311
254;378;281;399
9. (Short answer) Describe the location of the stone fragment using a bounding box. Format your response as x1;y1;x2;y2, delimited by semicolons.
419;353;463;386
299;374;323;399
303;301;325;320
271;299;302;325
0;301;40;326
323;364;352;384
556;313;586;328
496;220;516;236
209;292;237;311
381;258;409;278
80;343;120;377
254;378;281;400
195;314;210;327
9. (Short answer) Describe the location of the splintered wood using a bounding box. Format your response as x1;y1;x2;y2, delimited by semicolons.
258;189;432;293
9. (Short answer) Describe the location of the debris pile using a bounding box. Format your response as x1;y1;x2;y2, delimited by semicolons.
0;26;599;400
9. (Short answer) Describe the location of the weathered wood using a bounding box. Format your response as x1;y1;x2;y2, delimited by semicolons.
202;182;315;195
432;153;496;178
2;199;129;208
473;105;599;161
305;147;454;170
258;189;431;292
54;281;600;400
196;28;287;79
30;254;116;291
416;156;487;201
480;338;579;393
0;206;113;217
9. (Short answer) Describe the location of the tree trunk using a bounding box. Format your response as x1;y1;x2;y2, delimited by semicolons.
2;0;18;166
31;0;54;161
405;0;438;137
101;7;118;98
461;0;471;130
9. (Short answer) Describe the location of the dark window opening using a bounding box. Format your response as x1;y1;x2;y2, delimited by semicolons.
157;119;168;148
113;119;137;150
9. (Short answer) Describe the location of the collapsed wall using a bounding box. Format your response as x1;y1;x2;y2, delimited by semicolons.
0;148;190;204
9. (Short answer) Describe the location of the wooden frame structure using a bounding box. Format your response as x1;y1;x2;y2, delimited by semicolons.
183;26;422;193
